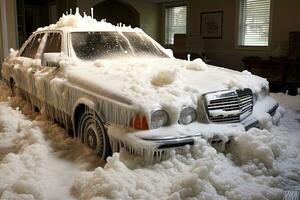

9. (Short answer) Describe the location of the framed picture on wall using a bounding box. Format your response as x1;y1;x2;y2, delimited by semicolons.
200;11;223;39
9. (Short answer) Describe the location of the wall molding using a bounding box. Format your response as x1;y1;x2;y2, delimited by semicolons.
0;0;9;59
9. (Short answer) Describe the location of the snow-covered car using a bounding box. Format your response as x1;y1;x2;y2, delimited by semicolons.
1;13;281;160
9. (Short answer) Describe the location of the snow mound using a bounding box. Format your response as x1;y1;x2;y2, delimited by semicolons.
230;128;280;169
0;104;47;199
226;70;268;93
73;138;285;200
0;84;103;199
151;69;178;87
184;58;207;71
37;9;139;32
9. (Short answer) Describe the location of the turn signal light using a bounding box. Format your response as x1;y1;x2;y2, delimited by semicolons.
130;114;149;130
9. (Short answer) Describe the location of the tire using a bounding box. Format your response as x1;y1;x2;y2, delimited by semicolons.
78;110;111;160
11;80;18;96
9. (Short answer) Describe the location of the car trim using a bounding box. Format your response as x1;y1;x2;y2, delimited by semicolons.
134;103;279;149
202;89;253;123
268;103;279;116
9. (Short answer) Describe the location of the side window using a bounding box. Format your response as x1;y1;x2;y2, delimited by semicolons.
21;38;34;58
21;34;44;58
43;32;62;53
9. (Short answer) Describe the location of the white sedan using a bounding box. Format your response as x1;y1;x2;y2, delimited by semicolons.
1;13;281;160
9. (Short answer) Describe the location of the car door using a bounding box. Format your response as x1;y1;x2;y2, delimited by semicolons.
34;31;69;124
12;33;45;102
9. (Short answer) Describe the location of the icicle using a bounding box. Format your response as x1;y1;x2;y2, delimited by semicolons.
118;32;135;55
108;131;169;163
91;8;94;18
70;8;72;14
187;54;191;61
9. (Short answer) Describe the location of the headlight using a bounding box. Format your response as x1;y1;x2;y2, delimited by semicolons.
151;110;169;129
179;107;197;125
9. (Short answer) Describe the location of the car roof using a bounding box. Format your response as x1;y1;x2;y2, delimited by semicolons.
33;13;143;35
34;27;143;35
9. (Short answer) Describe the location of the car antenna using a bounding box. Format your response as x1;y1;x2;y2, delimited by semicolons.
91;8;94;18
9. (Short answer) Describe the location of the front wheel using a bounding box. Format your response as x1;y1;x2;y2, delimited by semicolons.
78;110;111;160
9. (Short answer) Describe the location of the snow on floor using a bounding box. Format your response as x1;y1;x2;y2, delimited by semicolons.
0;82;299;200
0;83;103;200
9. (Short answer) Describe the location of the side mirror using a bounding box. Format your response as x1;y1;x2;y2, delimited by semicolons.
42;52;61;67
165;49;174;58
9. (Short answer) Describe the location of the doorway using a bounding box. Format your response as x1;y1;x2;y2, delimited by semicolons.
93;0;139;28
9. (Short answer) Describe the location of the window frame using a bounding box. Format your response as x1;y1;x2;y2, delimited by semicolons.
19;33;45;59
42;31;63;54
19;36;34;58
235;0;273;50
19;30;64;59
164;2;187;46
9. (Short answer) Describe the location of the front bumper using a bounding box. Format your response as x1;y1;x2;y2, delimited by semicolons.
108;98;280;152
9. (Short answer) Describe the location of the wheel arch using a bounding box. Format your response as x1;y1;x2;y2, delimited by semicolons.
72;98;105;137
9;76;16;88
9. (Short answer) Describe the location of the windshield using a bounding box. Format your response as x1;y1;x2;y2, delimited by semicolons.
71;32;168;60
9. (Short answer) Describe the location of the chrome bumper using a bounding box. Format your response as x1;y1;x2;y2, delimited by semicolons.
134;103;280;150
141;134;198;149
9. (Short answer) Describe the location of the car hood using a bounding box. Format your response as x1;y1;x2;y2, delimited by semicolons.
65;57;268;113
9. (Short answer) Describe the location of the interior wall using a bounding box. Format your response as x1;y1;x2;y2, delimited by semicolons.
272;0;300;49
187;0;300;71
0;1;3;64
6;0;18;51
76;0;161;42
0;0;18;64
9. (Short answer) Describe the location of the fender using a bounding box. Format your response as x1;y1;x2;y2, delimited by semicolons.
71;97;106;135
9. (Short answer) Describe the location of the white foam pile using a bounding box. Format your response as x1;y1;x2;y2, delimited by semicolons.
0;83;299;199
0;84;103;200
64;58;268;118
36;8;138;32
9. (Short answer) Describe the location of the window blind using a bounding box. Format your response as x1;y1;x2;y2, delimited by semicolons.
238;0;271;46
165;6;187;45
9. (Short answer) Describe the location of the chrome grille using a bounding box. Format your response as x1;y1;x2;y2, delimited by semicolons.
204;89;253;123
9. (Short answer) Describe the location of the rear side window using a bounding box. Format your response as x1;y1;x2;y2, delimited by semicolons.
21;34;44;58
43;32;62;53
